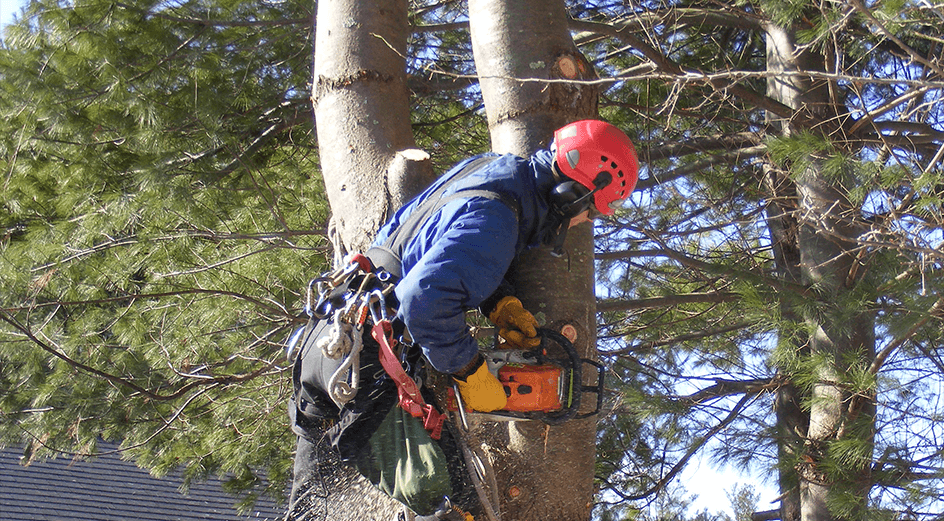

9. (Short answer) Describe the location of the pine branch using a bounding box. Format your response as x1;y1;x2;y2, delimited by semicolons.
849;0;944;79
605;320;756;355
597;291;740;313
5;288;287;316
0;309;286;403
114;3;311;28
610;392;758;502
30;230;327;273
596;248;811;298
635;145;767;191
640;132;763;162
674;377;777;405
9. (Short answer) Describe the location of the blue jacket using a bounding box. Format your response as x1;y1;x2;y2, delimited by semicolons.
371;149;560;374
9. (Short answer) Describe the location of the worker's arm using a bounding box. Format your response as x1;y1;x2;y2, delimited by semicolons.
395;199;518;374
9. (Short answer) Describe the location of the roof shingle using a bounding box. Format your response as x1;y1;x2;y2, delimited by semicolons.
0;445;284;521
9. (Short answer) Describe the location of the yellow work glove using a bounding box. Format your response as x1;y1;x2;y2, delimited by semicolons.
452;356;507;412
488;296;540;348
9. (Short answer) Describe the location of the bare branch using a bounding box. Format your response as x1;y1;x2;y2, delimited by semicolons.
613;392;758;501
597;291;740;313
603;320;755;355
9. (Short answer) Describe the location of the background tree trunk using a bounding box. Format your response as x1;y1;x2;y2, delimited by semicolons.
468;1;599;519
765;24;809;521
766;22;877;521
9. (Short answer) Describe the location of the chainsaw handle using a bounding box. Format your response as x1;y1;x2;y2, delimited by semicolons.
535;328;609;424
534;328;582;425
574;357;606;420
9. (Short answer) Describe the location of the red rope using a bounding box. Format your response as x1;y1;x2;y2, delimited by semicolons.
371;320;444;440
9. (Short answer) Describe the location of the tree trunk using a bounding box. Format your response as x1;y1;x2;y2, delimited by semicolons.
313;0;435;257
309;0;434;518
765;22;876;521
468;1;599;519
765;163;808;521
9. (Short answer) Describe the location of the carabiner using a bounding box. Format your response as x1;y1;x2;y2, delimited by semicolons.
367;289;389;324
305;278;320;317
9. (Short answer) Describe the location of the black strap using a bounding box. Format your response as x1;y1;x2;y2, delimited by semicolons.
366;156;521;278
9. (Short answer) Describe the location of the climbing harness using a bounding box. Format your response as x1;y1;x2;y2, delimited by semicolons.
292;253;445;440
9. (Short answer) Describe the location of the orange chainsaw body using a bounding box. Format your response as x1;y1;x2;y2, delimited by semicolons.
498;363;564;412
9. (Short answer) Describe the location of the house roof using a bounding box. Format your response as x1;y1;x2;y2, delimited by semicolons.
0;444;284;521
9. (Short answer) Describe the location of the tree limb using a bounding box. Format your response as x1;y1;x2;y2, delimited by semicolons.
597;291;740;313
674;377;777;405
604;320;756;355
614;392;757;501
640;132;764;162
569;18;800;121
0;309;286;403
752;510;781;521
597;248;811;298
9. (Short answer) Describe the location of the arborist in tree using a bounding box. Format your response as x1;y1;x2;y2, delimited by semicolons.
367;118;639;413
286;119;639;521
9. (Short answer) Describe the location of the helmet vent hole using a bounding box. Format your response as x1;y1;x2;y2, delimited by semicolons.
600;156;608;162
611;162;618;169
617;170;624;178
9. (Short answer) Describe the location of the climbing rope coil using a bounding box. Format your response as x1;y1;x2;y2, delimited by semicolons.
319;319;362;408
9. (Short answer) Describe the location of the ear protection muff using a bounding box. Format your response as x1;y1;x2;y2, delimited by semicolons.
549;171;614;220
549;181;592;220
546;171;614;257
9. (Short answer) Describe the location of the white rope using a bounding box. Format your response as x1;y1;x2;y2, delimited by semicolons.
317;319;355;360
324;322;363;409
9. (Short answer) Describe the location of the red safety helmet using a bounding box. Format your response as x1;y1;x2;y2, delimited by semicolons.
551;120;639;215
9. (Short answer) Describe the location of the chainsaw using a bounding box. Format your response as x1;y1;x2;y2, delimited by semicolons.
449;328;605;425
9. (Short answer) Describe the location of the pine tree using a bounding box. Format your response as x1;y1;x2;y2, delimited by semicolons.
0;0;321;506
3;0;944;519
577;0;944;519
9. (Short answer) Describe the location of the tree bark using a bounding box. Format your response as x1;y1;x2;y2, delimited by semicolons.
468;1;599;519
313;0;435;257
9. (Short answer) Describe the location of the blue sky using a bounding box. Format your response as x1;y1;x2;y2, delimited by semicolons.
1;0;28;30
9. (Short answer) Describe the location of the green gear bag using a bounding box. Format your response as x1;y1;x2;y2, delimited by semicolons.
353;405;453;515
